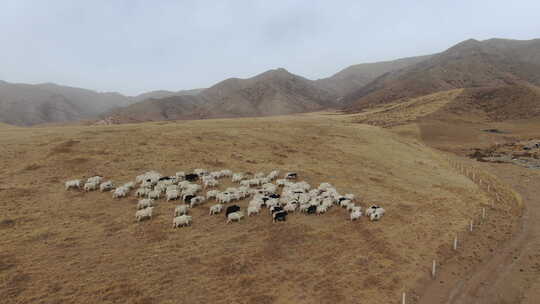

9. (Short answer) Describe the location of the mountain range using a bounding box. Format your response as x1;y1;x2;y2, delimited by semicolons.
2;38;539;126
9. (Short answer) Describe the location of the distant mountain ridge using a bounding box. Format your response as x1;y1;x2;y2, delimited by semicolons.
106;68;339;123
0;81;204;126
343;38;540;111
2;37;540;126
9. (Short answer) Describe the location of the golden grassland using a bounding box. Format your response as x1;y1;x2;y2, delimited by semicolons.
0;113;514;304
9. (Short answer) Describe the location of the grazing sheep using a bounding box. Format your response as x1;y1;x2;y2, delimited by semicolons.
175;205;189;216
346;203;357;212
267;170;280;180
285;172;298;179
350;209;362;221
206;190;219;199
166;190;180;202
225;205;241;217
148;190;161;200
273;211;288;222
247;205;261;216
135;207;154;222
299;203;310;213
84;182;99;192
344;194;355;202
137;199;155;210
209;204;223;215
99;181;114;192
166;185;180;192
306;205;317;214
190;196;206;208
87;176;103;184
65;180;81;190
232;173;244;183
226;211;244;223
365;205;381;216
340;199;352;208
122;182;136;190
203;178;218;188
369;208;385;221
135;187;150;197
316;205;328;215
175;171;186;180
173;215;192;228
217;192;233;204
220;170;233;177
185;173;199;182
113;187;128;198
284;202;297;213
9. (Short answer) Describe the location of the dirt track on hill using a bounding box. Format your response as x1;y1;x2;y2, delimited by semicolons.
417;163;540;303
412;118;540;303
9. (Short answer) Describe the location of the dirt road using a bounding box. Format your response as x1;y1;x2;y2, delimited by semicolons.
419;163;540;303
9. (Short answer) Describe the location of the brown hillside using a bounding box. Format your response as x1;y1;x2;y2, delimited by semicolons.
108;68;339;123
0;113;494;304
315;55;432;97
344;38;540;111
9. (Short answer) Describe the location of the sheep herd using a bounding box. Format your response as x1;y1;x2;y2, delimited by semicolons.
65;169;386;228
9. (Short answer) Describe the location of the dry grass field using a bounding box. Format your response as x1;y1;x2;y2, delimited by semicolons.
1;113;508;303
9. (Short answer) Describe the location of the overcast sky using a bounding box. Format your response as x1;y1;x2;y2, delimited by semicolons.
1;1;539;95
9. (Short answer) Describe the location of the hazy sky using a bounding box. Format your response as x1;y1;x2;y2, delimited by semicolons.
1;1;539;95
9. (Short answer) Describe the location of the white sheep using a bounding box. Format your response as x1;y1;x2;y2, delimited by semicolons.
148;190;161;200
175;171;186;180
232;173;244;183
267;170;280;180
220;169;233;177
135;207;154;222
166;185;179;192
247;205;261;216
283;202;297;213
172;215;192;228
206;190;219;199
369;208;385;221
166;190;180;202
65;180;81;190
113;186;128;198
99;181;114;192
203;178;219;188
217;192;233;204
226;211;244;224
175;205;189;216
135;188;150;198
340;199;352;208
316;204;328;215
137;199;155;210
87;176;103;184
122;182;136;190
344;193;355;202
84;182;99;192
190;196;206;208
350;209;362;221
209;204;223;215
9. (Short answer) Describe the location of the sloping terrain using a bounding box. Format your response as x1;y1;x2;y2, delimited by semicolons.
352;83;540;128
132;88;204;103
315;55;432;97
0;82;134;126
344;38;540;111
108;68;339;123
0;113;494;304
0;82;203;126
